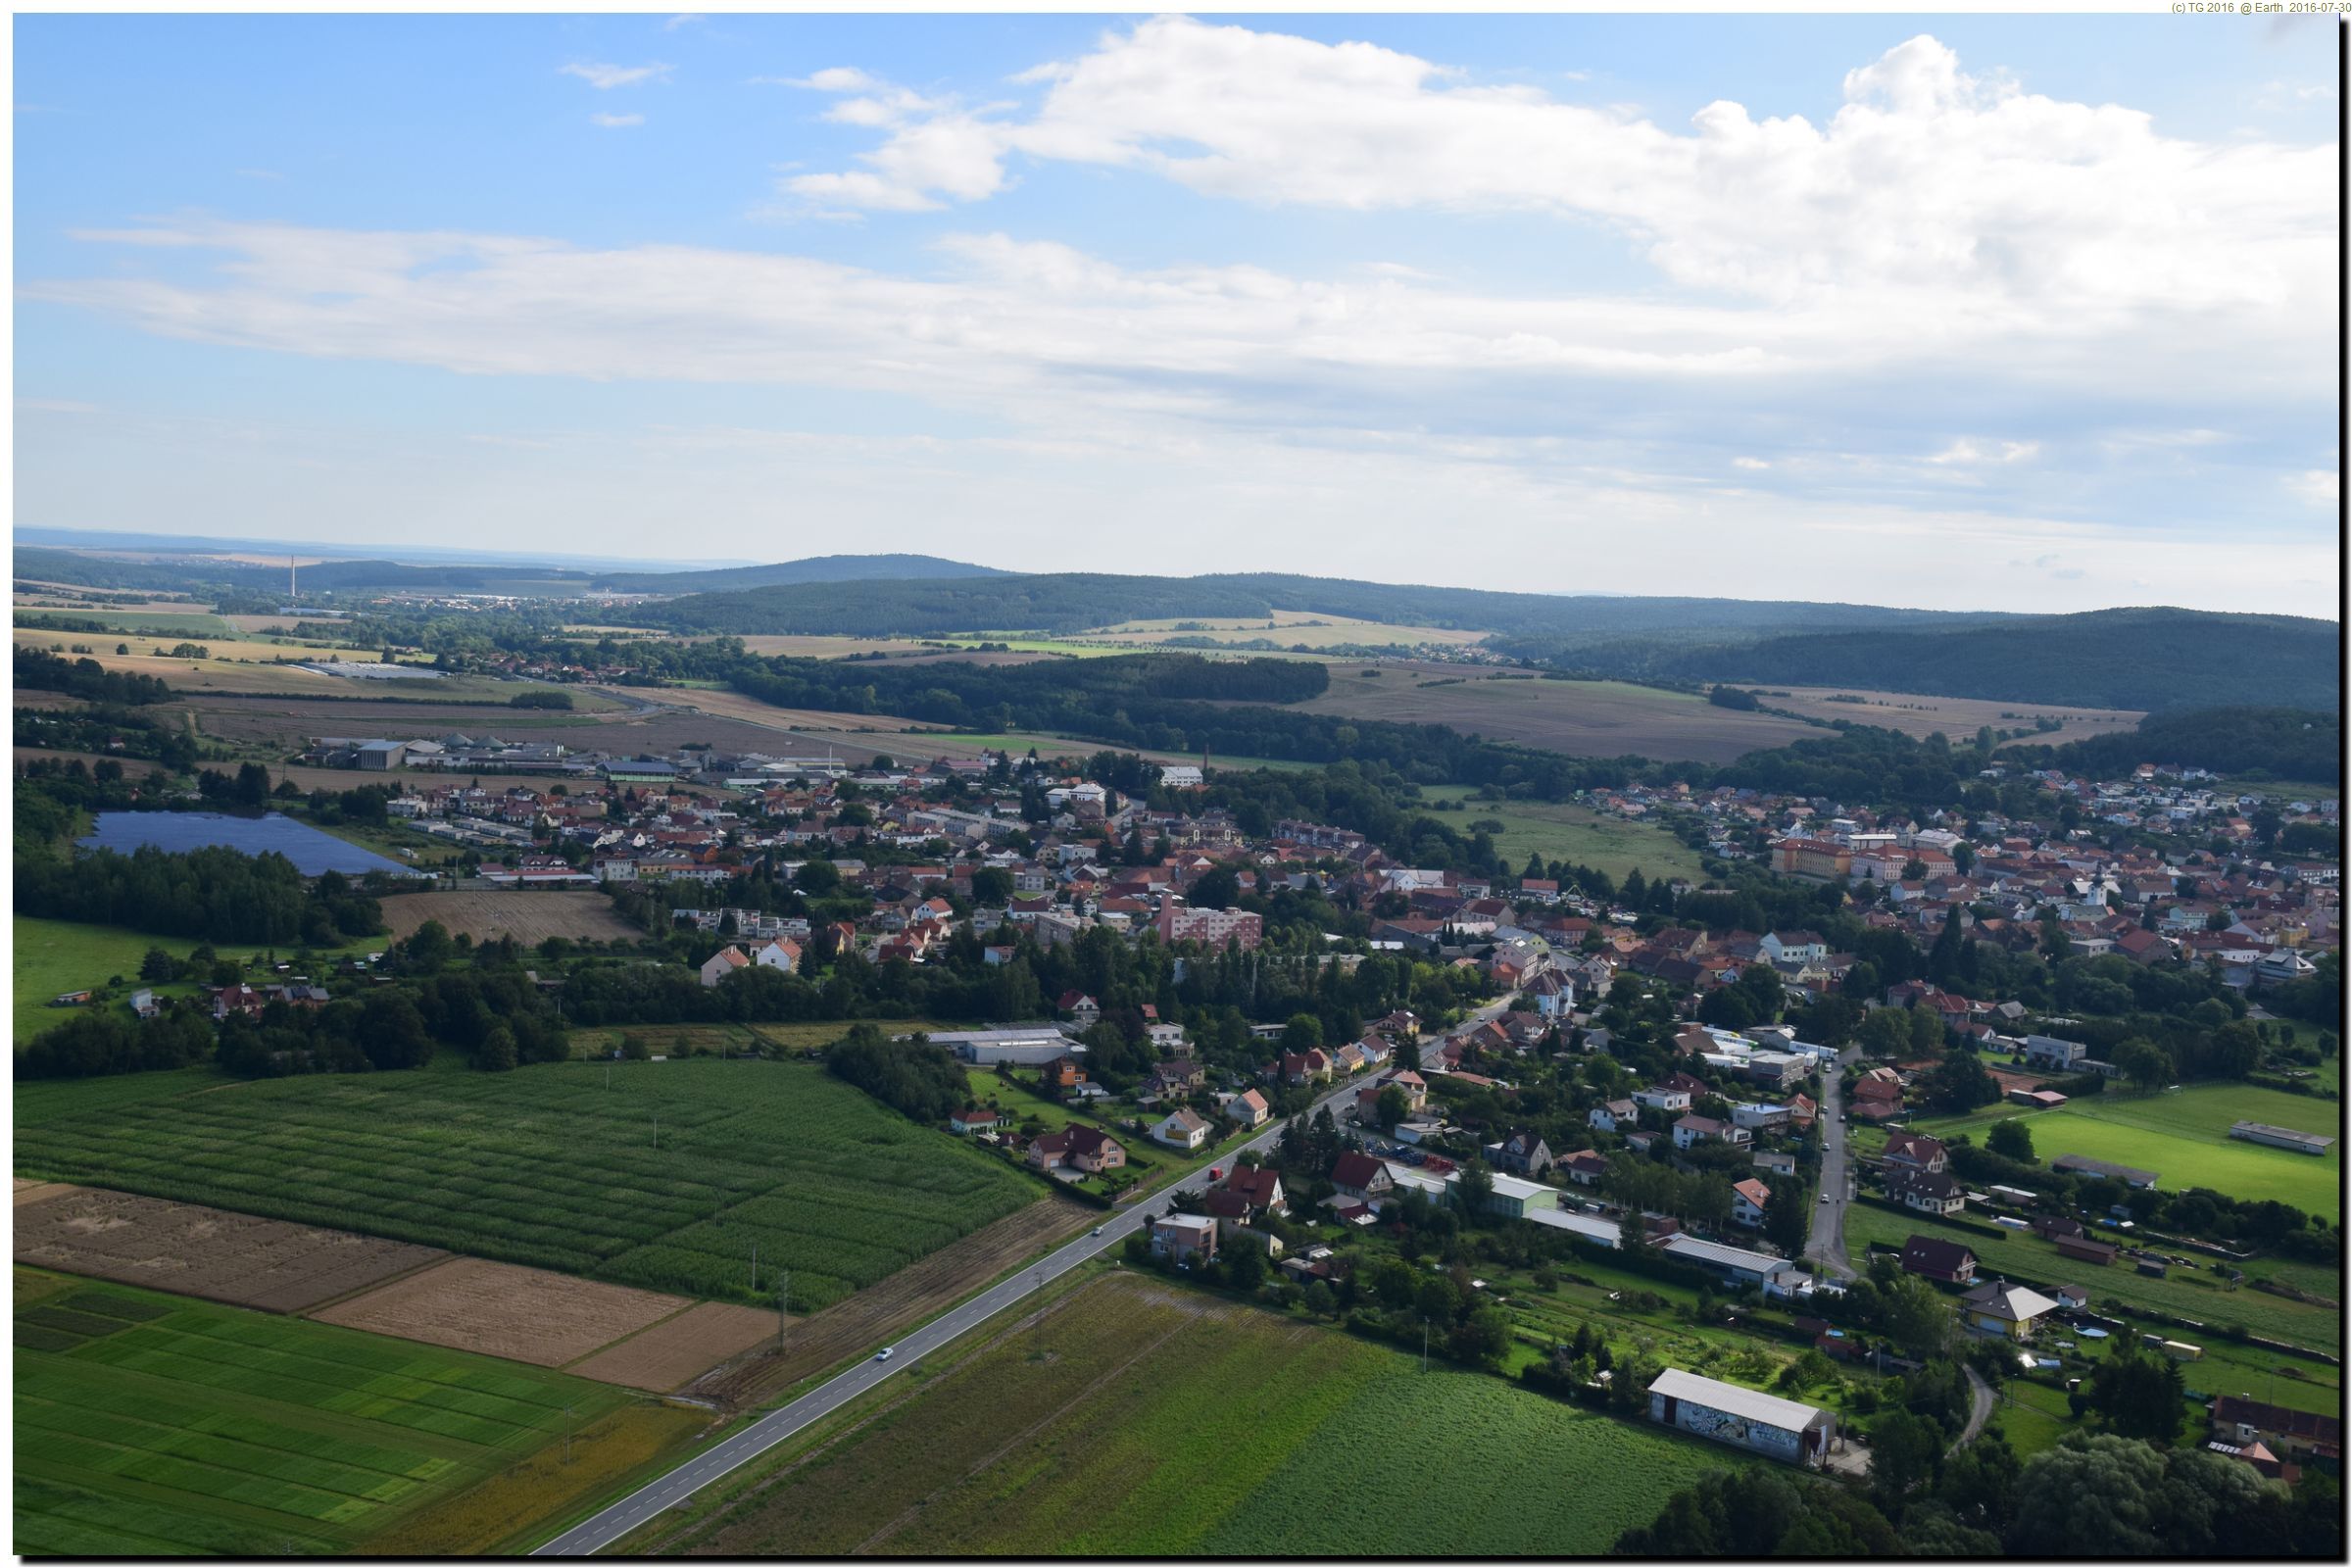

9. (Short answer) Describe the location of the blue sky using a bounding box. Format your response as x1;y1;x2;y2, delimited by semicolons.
15;13;2340;613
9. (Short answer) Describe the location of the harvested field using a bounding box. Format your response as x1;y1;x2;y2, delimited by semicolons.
689;1194;1094;1408
1759;684;2142;746
1230;660;1820;764
11;1185;444;1313
584;684;942;734
172;695;597;749
570;1300;778;1392
378;889;643;946
1079;612;1489;651
312;1255;688;1367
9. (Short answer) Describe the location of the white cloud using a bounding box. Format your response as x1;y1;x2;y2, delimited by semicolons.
17;398;98;415
560;61;672;90
781;19;2332;338
590;113;645;129
1732;457;1769;470
1930;438;2039;466
2287;469;2340;506
663;14;705;30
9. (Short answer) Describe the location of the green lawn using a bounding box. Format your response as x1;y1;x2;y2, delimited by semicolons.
652;1271;1749;1556
13;1267;632;1555
13;1059;1036;1312
1908;1083;2341;1219
1841;1202;2339;1355
1419;786;1706;884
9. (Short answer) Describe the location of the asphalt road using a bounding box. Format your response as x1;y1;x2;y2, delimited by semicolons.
1802;1047;1861;1281
533;1072;1369;1556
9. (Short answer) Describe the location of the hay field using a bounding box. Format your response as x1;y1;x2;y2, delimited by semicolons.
1244;661;1819;764
568;1300;777;1392
1759;684;2143;746
378;890;643;947
312;1255;687;1367
12;1185;446;1313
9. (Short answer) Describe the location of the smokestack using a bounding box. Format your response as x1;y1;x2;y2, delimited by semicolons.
289;555;297;601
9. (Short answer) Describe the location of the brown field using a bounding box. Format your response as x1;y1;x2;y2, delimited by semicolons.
378;889;643;946
171;695;597;749
688;1194;1095;1410
735;634;950;659
363;1401;716;1556
1242;661;1820;764
569;1299;780;1391
14;628;360;663
587;684;943;735
11;1185;446;1312
1758;684;2144;746
312;1254;688;1367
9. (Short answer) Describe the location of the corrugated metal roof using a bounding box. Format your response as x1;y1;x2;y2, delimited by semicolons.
1660;1235;1794;1276
1648;1367;1825;1433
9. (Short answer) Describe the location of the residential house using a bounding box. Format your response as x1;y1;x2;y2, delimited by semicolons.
1672;1115;1752;1152
1056;991;1102;1028
1152;1107;1212;1151
1589;1098;1639;1134
1899;1234;1979;1285
1330;1152;1396;1204
2210;1396;2343;1465
754;938;802;974
1886;1167;1966;1217
1220;1088;1271;1128
1881;1132;1949;1174
1222;1164;1289;1216
699;946;751;988
1960;1279;2064;1341
1560;1150;1610;1187
1028;1124;1127;1175
949;1105;1007;1136
1634;1084;1693;1114
1150;1213;1219;1265
1486;1130;1554;1176
1731;1178;1772;1229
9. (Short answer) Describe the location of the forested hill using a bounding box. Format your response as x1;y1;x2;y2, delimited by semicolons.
591;554;1007;594
2045;707;2342;784
1652;609;2336;711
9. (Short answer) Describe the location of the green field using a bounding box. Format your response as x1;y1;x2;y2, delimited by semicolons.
13;1059;1037;1311
1420;786;1707;884
12;1267;632;1555
1841;1202;2339;1354
14;915;376;1051
1909;1083;2341;1220
17;608;235;637
652;1272;1746;1556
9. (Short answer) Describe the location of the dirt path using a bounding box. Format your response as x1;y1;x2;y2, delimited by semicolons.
685;1194;1096;1411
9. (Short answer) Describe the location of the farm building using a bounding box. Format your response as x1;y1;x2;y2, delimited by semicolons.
1475;1172;1560;1221
1525;1207;1620;1249
931;1027;1080;1066
1656;1236;1797;1292
1646;1368;1839;1468
2230;1122;2335;1155
2050;1153;2159;1189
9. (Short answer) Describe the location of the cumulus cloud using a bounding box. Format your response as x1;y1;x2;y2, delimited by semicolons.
590;113;645;128
2287;468;2340;506
560;61;672;90
1930;438;2040;466
777;20;2332;333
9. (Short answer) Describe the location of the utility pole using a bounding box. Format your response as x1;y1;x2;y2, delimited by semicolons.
775;1271;792;1348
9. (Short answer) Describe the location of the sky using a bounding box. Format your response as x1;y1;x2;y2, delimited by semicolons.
13;12;2343;614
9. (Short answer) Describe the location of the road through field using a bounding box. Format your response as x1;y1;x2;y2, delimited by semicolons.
534;1070;1373;1556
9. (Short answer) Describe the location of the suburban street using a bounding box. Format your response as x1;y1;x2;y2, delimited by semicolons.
534;1069;1372;1556
1802;1046;1861;1281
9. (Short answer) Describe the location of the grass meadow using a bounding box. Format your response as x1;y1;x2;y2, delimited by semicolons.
1908;1083;2341;1219
12;1267;633;1555
1419;785;1708;884
1840;1202;2339;1354
13;1058;1037;1312
652;1273;1745;1557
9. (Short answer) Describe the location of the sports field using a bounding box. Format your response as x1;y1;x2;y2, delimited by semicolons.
1909;1083;2340;1219
13;1059;1038;1311
644;1273;1746;1557
1418;785;1707;883
12;1267;637;1555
